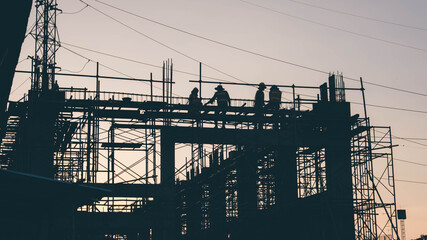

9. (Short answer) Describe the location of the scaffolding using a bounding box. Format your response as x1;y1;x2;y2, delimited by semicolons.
0;1;400;239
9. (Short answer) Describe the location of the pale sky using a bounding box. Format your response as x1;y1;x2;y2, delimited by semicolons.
11;0;427;239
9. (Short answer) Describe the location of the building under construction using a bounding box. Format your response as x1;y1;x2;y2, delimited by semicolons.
0;1;400;240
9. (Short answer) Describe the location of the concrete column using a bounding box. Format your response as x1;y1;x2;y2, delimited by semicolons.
236;150;258;239
208;171;226;240
323;102;354;240
160;130;176;240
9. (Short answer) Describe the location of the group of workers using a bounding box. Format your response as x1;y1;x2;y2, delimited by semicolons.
188;83;282;128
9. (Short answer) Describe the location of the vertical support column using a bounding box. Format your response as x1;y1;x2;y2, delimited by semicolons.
275;147;297;205
110;121;115;184
199;62;202;99
187;180;202;239
86;110;91;183
236;149;258;239
160;129;176;240
323;102;354;240
209;171;226;240
274;146;298;238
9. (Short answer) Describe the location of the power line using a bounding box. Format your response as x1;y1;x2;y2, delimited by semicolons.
61;45;184;97
93;0;427;98
60;3;89;15
59;59;90;73
285;0;427;32
82;0;256;87
57;6;427;115
395;158;427;167
10;77;31;95
397;138;427;141
392;134;427;148
238;0;427;53
351;101;427;114
61;42;236;83
395;179;427;185
375;129;427;148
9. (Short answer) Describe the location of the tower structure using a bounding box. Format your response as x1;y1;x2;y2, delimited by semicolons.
31;0;60;91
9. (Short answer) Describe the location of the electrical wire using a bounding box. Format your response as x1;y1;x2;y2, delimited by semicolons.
60;4;89;15
351;101;427;115
398;138;427;141
58;43;427;113
237;0;427;53
61;41;236;82
59;59;90;73
92;0;427;98
17;57;29;65
392;134;427;148
284;0;427;32
55;42;427;114
60;45;184;97
10;77;31;95
395;158;427;167
395;179;427;185
82;0;271;88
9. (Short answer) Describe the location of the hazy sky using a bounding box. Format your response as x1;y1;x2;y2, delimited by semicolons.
11;0;427;238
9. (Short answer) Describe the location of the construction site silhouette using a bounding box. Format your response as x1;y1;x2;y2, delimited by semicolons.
0;1;401;240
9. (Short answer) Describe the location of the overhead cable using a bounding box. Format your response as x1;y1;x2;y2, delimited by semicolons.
82;0;256;87
237;0;427;53
93;0;427;98
61;42;236;83
284;0;427;32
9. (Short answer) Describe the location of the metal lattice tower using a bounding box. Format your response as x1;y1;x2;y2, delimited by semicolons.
31;0;60;91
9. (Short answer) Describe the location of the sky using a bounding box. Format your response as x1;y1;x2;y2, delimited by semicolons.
10;0;427;239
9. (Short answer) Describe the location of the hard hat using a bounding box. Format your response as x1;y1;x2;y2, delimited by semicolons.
215;85;224;90
259;82;266;89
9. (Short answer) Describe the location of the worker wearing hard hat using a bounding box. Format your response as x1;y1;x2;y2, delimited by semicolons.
206;85;231;128
268;85;281;110
188;87;202;114
254;82;266;129
188;87;202;126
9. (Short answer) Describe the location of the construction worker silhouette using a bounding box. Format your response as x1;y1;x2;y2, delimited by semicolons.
267;85;281;110
188;87;202;114
206;85;231;128
254;82;266;129
188;87;202;127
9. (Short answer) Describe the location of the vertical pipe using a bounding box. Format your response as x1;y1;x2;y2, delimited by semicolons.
111;121;115;184
360;77;368;119
150;73;153;102
107;128;110;183
170;60;173;103
96;62;100;100
153;129;157;184
162;62;165;102
185;157;188;180
145;128;149;184
199;62;202;99
292;84;295;110
86;111;91;183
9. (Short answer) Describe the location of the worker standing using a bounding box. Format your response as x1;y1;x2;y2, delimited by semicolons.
188;87;202;114
205;85;231;128
254;82;266;129
188;87;202;126
268;85;281;110
268;85;282;129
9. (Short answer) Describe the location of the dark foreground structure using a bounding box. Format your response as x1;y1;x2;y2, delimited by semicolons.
0;1;400;240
